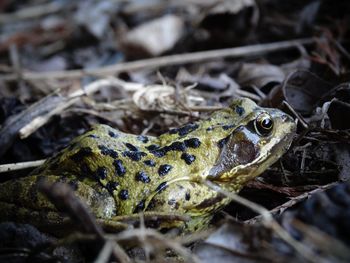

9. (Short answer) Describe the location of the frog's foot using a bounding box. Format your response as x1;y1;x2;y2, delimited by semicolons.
99;212;191;234
0;201;69;233
0;174;118;234
0;200;132;236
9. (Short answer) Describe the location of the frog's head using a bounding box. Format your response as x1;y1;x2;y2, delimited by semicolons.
208;98;296;189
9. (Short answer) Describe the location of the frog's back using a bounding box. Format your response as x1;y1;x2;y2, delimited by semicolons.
33;104;241;212
35;123;218;214
30;99;257;216
28;125;154;215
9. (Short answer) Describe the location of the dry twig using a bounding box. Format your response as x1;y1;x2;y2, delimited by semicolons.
1;38;314;82
246;182;338;224
0;2;66;24
0;160;45;173
203;180;327;263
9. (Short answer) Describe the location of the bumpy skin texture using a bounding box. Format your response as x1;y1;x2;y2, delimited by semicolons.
0;98;296;232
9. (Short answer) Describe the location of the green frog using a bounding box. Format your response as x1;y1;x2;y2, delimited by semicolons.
0;98;296;233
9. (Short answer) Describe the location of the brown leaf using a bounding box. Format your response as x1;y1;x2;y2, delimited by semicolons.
282;70;333;115
237;63;285;88
120;15;184;57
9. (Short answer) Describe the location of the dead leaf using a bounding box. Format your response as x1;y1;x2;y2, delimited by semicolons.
207;0;256;15
333;144;350;181
237;63;285;88
120;15;184;57
321;83;350;130
199;0;258;45
194;222;272;263
27;56;67;72
282;70;333;115
296;1;321;34
132;83;203;112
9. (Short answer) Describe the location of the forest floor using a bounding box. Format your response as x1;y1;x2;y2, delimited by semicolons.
0;1;350;262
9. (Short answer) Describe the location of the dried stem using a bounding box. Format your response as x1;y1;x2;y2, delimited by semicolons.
246;182;338;224
0;2;66;24
1;38;314;82
0;160;45;173
203;180;326;263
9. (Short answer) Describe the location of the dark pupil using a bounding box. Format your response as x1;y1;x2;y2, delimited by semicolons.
261;118;272;129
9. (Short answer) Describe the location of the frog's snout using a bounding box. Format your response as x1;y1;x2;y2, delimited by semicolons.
274;111;296;130
281;114;293;123
269;110;297;143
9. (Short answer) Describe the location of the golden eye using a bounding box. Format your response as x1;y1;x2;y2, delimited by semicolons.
254;113;273;136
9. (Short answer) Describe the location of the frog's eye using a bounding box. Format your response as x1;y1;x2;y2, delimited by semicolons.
254;113;273;136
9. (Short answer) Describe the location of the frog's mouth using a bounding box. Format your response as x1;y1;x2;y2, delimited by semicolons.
208;115;296;185
232;129;295;182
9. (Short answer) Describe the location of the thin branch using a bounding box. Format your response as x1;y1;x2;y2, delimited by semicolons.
1;38;315;81
203;180;327;263
333;39;350;62
246;182;338;223
94;241;114;263
94;240;130;263
0;160;45;173
0;2;66;24
282;100;309;129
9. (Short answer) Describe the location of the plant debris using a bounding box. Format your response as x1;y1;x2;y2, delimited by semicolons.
0;0;349;262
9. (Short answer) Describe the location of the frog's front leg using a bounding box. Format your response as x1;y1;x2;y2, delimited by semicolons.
99;211;191;233
0;174;117;232
143;180;226;232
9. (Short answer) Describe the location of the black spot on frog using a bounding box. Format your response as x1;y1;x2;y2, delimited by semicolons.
181;153;196;165
113;160;126;176
158;164;172;177
119;189;129;200
135;171;151;183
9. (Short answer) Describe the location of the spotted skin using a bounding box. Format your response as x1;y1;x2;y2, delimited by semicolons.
0;98;296;233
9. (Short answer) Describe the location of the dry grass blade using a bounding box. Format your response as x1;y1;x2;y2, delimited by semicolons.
94;241;115;263
0;160;45;173
282;100;309;129
0;38;314;81
94;240;131;263
246;182;339;224
0;2;66;24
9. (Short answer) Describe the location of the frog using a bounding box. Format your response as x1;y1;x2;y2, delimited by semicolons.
0;98;296;233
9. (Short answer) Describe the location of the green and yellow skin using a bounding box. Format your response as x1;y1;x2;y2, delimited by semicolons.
0;98;296;233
